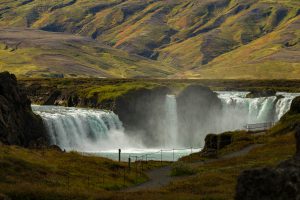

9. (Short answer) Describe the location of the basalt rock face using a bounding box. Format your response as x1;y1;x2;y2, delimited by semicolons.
235;127;300;200
0;72;47;147
177;85;222;147
113;87;171;146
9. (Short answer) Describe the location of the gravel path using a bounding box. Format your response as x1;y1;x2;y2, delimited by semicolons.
124;144;264;192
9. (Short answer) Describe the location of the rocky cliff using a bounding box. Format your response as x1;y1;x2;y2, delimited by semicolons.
114;86;171;146
177;85;222;146
0;72;47;147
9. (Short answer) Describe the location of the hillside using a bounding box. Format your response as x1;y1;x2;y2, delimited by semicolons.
0;0;299;78
0;28;176;78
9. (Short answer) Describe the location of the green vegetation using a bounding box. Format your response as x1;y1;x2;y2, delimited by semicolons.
0;145;148;200
0;29;177;78
0;0;299;79
80;82;161;102
170;162;197;177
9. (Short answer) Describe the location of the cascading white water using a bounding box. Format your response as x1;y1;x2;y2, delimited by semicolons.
163;95;179;147
32;92;299;155
32;105;143;152
216;92;299;132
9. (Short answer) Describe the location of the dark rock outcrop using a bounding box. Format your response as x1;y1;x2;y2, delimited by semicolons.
235;127;300;200
246;89;276;98
288;96;300;115
0;72;47;147
201;132;233;158
177;85;222;147
204;133;232;150
113;87;171;146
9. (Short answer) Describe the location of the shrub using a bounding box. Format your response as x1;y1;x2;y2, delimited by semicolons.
170;162;197;177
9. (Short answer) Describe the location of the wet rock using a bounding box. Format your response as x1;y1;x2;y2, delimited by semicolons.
0;71;48;147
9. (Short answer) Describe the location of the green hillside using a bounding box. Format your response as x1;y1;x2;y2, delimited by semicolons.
0;28;176;78
0;0;299;78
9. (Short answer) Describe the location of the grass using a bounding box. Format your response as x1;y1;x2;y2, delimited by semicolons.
170;162;197;177
79;82;161;102
165;132;295;200
0;29;177;78
0;145;150;199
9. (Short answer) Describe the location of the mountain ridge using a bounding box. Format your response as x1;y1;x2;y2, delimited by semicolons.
0;0;299;78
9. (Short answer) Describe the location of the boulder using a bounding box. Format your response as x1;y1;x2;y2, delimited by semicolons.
202;132;233;157
0;71;48;147
236;164;300;200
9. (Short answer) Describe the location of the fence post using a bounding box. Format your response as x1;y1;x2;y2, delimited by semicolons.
160;150;162;165
119;149;121;162
135;158;138;183
173;149;174;162
128;157;131;171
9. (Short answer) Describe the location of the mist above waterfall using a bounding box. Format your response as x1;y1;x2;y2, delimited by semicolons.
32;91;299;152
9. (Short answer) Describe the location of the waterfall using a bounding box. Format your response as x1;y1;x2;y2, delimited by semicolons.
216;92;299;132
32;105;143;152
163;95;179;147
32;92;299;151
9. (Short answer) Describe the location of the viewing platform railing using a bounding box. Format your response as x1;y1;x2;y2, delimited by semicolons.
244;122;275;132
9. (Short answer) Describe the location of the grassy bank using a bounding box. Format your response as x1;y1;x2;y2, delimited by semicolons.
0;145;148;200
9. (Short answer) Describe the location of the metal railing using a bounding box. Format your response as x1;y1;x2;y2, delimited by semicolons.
128;147;202;163
244;122;275;131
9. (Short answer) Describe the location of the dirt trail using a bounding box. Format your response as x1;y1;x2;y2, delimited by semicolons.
124;144;264;192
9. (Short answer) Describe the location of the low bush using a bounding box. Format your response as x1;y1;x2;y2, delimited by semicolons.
171;162;197;176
